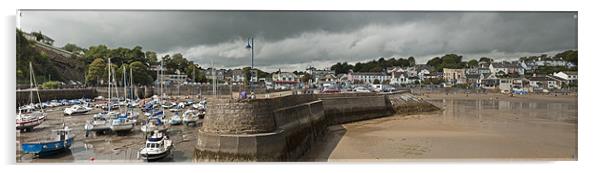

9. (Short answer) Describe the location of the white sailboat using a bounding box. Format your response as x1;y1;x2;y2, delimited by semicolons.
110;65;135;134
85;58;115;136
182;109;200;127
141;58;168;134
16;62;47;132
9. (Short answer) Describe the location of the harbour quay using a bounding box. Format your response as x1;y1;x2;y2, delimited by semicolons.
194;90;438;161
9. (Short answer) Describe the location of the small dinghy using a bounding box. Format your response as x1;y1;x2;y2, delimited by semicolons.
21;126;74;156
84;112;112;137
16;110;46;132
182;109;200;127
63;104;93;116
169;103;184;112
192;100;206;110
141;117;168;134
144;109;164;119
138;130;173;161
110;113;135;134
161;101;176;109
169;112;182;125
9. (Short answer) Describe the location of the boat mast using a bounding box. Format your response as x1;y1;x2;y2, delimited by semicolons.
123;65;127;102
108;58;111;112
29;62;44;112
160;58;164;100
112;67;119;102
130;67;133;100
29;62;34;106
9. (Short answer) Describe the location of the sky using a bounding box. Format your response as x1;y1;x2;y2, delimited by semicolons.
18;10;577;72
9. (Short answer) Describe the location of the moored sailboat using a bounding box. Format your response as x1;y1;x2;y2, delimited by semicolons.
16;62;47;132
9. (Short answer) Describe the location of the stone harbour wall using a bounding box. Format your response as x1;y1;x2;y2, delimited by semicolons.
16;88;96;106
195;96;325;161
194;90;437;162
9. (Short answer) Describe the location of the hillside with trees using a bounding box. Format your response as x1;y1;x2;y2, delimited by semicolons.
16;29;208;86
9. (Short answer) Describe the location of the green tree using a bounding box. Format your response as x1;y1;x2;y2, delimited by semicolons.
86;58;106;85
84;45;110;64
145;51;158;65
16;29;62;84
116;63;130;85
554;50;577;65
330;62;354;75
185;64;204;82
41;81;62;89
467;59;478;68
408;56;416;67
479;57;493;64
62;43;84;53
129;61;153;85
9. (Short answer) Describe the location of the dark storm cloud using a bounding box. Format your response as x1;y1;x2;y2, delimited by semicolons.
19;10;577;71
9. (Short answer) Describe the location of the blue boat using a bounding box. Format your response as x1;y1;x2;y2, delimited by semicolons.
21;127;74;155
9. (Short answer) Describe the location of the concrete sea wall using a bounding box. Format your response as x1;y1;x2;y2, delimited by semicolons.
194;90;438;162
194;95;325;161
16;88;96;106
317;93;394;125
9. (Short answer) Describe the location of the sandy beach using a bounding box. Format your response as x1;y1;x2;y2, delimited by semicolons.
303;94;577;161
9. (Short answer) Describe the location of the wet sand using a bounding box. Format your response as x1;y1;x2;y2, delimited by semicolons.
16;99;202;163
303;94;577;161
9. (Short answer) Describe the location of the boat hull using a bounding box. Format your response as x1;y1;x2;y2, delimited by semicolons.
64;109;91;115
141;125;167;133
21;137;74;155
139;147;172;161
16;117;45;131
110;123;134;132
85;124;111;132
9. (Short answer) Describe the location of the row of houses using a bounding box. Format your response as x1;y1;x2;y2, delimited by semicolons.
150;58;577;93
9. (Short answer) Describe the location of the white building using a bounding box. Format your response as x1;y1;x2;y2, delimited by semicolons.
349;72;391;84
553;71;578;85
306;66;335;86
272;72;299;90
443;68;466;84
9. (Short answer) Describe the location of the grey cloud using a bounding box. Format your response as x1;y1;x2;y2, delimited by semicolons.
19;10;576;72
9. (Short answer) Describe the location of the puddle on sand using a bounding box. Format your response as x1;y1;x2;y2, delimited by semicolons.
430;98;577;124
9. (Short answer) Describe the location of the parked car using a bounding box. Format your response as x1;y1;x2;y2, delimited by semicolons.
382;85;397;92
353;86;371;93
321;86;341;93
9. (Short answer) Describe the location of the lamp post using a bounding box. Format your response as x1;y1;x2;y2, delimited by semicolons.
245;36;255;93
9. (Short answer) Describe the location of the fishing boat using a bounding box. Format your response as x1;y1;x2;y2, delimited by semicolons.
192;100;206;111
144;109;164;119
16;62;47;132
161;101;176;109
63;104;93;116
182;109;200;127
21;127;74;156
169;112;182;125
127;99;140;108
84;114;111;137
141;117;168;134
138;130;173;161
103;100;120;110
169;103;184;112
184;99;194;106
110;113;135;134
